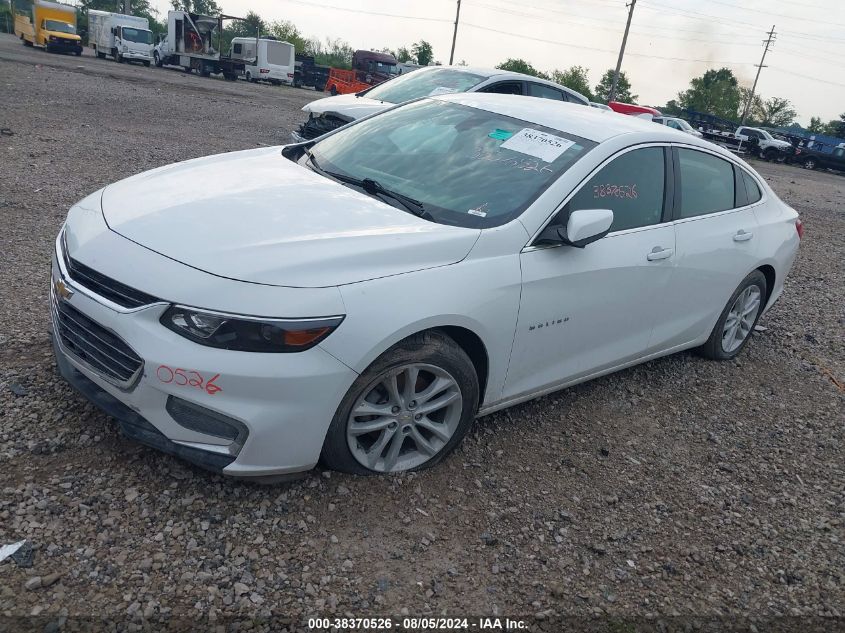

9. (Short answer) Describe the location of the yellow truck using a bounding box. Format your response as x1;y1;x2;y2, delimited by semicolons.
14;0;82;55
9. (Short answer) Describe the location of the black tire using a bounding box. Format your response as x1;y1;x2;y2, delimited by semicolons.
803;158;816;170
698;270;767;360
154;52;162;67
75;50;81;56
330;85;337;96
321;330;480;475
763;148;777;161
143;60;150;67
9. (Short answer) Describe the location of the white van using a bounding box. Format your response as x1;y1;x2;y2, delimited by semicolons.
229;37;295;85
89;10;153;65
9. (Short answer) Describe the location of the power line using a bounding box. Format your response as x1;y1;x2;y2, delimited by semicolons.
280;0;451;23
770;66;845;88
463;1;760;46
701;0;845;29
741;25;776;125
461;21;751;65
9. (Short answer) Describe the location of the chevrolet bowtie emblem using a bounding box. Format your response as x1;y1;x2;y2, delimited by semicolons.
54;278;74;301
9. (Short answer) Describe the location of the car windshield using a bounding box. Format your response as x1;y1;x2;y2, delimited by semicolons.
45;20;75;34
675;119;694;131
122;27;152;44
363;68;489;104
759;129;774;140
309;99;596;228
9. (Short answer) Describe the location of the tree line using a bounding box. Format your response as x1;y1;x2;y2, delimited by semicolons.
496;58;844;137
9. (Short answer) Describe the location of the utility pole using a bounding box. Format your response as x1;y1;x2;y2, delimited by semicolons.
123;0;130;14
449;0;461;65
741;25;776;125
609;0;636;103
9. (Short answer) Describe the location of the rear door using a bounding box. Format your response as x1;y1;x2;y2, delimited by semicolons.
653;146;761;350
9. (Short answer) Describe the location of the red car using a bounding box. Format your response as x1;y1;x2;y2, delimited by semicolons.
608;101;662;117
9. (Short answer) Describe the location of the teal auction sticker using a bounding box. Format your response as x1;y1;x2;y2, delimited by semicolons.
488;128;514;140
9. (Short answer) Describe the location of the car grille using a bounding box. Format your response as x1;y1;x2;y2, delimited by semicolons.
298;114;349;140
53;298;144;387
64;251;159;309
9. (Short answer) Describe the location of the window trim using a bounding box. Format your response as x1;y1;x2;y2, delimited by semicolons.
526;142;672;250
669;144;768;223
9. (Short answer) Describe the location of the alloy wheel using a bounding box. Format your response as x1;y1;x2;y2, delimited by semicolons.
721;285;761;353
346;363;463;472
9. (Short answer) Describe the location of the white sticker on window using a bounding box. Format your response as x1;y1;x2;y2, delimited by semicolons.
428;86;459;96
500;128;575;163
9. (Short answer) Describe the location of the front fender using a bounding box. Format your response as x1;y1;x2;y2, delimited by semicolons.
321;255;522;407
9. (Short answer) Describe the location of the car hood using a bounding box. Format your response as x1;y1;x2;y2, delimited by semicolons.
100;147;480;288
302;93;392;121
766;139;792;149
45;30;81;41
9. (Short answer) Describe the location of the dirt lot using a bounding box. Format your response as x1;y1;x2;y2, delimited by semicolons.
1;34;843;631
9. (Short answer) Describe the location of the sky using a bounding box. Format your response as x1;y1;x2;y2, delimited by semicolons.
148;0;845;124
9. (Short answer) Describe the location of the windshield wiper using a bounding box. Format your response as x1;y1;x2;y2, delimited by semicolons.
306;152;432;220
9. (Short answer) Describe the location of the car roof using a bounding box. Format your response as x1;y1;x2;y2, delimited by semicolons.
409;66;589;104
434;93;716;145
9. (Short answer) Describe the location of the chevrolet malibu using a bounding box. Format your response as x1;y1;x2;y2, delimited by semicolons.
52;94;801;478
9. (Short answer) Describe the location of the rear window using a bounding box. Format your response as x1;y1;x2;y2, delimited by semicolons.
677;149;735;218
742;170;762;204
362;68;488;104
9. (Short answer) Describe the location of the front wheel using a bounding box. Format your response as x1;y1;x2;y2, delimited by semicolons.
321;331;479;475
803;158;817;170
154;52;162;67
330;85;338;96
698;271;767;360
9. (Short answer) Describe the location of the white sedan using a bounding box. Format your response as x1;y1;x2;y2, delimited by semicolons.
52;94;801;478
294;65;590;141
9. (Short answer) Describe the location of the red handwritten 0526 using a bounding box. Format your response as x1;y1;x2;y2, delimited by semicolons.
156;365;222;395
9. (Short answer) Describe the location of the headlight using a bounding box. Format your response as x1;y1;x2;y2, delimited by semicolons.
122;45;128;52
160;305;343;353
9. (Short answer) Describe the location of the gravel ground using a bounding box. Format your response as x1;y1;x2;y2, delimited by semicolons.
1;34;843;632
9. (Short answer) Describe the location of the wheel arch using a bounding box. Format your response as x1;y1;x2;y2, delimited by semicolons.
756;263;776;306
331;317;494;408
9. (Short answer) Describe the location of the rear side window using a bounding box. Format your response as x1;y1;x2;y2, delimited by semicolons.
677;149;735;218
566;147;666;232
527;83;564;101
741;170;762;204
480;81;523;95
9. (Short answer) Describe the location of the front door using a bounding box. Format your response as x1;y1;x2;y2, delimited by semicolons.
504;145;676;400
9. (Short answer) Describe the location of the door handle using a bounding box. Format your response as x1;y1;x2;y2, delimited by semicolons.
733;229;754;242
646;246;674;261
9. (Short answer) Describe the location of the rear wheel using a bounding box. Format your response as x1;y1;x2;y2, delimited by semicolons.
330;84;338;96
698;271;767;360
321;331;479;475
143;60;150;67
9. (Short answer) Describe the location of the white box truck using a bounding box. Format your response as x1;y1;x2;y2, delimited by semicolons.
89;10;153;66
229;37;295;85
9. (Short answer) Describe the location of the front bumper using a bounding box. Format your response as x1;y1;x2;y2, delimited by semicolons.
122;50;152;62
50;242;358;478
46;38;82;54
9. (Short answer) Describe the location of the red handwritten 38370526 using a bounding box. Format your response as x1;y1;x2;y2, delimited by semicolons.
156;365;222;395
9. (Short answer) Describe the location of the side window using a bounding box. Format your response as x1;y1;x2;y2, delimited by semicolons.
741;170;762;204
834;148;845;158
233;43;242;55
527;83;564;101
480;81;523;95
565;147;666;233
677;148;735;218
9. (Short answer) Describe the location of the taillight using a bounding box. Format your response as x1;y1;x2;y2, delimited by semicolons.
795;218;804;240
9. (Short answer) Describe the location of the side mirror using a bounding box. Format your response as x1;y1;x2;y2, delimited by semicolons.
561;208;613;248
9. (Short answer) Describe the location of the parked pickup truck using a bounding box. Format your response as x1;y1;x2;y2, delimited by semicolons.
794;143;845;172
14;0;82;55
701;125;793;161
